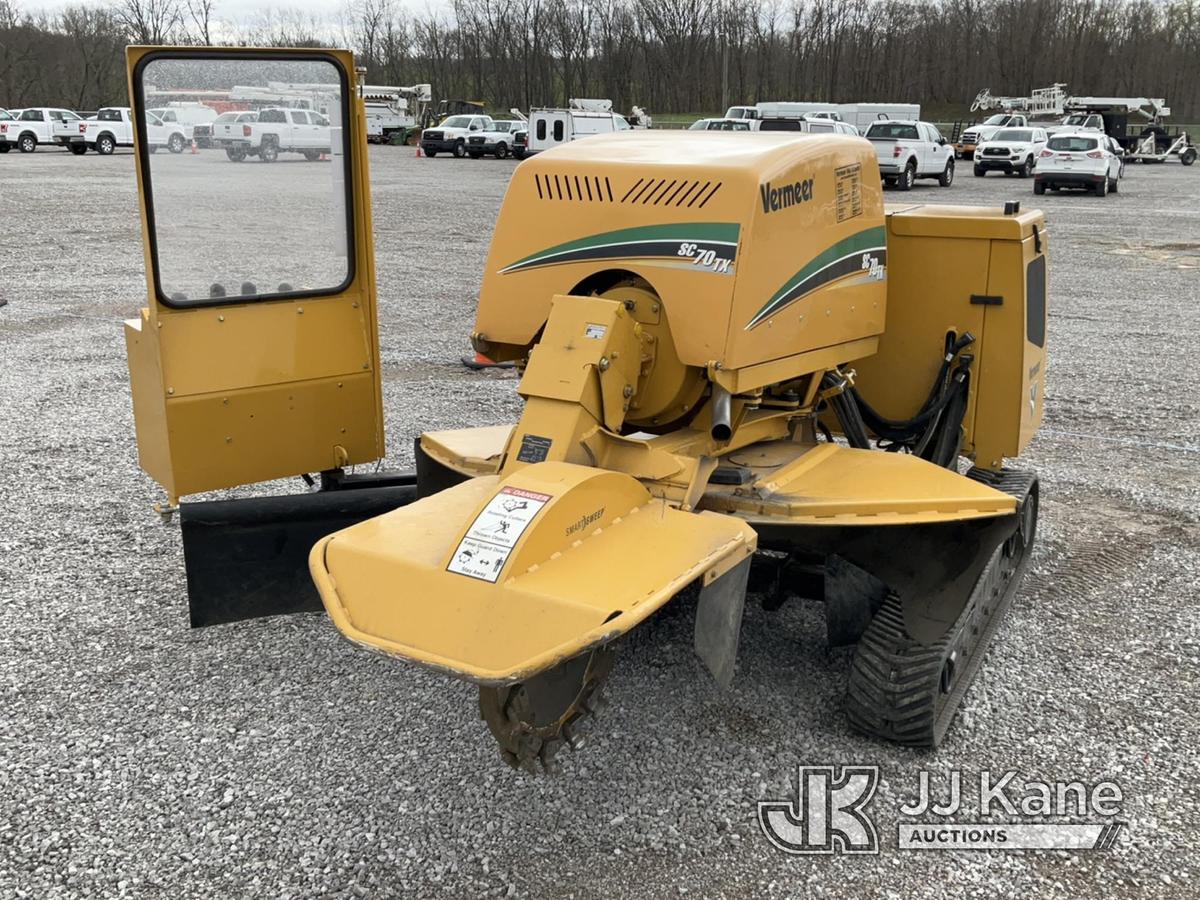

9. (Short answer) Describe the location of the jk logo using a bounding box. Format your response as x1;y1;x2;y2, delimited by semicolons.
758;765;880;855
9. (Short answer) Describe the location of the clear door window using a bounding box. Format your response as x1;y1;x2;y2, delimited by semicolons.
137;55;352;306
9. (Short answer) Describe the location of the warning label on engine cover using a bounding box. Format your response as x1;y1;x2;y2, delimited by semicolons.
835;163;863;223
446;486;552;582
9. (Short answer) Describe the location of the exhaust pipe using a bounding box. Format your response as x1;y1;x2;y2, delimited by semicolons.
711;385;732;443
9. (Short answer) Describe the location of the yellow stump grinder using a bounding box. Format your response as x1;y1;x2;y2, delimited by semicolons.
122;48;1046;772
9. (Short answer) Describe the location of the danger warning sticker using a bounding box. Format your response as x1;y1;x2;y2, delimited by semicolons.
446;486;552;583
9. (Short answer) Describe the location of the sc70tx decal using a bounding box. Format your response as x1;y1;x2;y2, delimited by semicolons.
678;242;733;273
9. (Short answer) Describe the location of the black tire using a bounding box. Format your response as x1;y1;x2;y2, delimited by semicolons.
423;148;437;157
225;146;246;162
1019;156;1034;178
938;158;954;187
1033;180;1046;195
96;134;115;156
302;150;321;161
1095;177;1108;197
18;133;37;153
1109;176;1119;193
168;133;185;154
452;139;466;159
495;142;509;159
259;139;278;163
513;148;526;160
897;160;915;191
468;151;483;159
883;175;897;187
1182;148;1197;166
68;143;87;156
973;165;985;177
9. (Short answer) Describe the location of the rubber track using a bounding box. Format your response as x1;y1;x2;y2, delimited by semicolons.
844;468;1038;746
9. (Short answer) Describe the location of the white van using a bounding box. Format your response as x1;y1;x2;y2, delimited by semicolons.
525;107;632;155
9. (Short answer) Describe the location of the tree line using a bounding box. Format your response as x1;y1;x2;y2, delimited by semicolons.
2;0;1198;118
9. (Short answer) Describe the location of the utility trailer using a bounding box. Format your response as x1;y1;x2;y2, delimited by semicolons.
1124;129;1196;165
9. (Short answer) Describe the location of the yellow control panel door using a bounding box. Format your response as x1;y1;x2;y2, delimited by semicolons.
123;47;383;504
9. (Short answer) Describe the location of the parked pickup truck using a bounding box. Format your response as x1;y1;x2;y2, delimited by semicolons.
0;107;84;153
421;114;494;158
213;107;331;162
73;107;189;155
955;113;1028;158
863;119;955;190
195;110;259;149
466;120;524;158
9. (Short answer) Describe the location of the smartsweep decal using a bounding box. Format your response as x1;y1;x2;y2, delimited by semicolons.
746;225;887;330
499;223;739;274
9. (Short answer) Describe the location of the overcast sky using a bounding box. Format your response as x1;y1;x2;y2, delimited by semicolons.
15;0;450;21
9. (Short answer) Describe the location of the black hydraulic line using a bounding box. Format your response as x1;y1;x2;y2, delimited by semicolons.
930;369;971;468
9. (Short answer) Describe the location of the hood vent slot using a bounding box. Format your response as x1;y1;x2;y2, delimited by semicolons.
621;178;722;208
534;173;614;202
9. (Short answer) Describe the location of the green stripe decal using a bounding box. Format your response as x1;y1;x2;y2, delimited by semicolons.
501;222;740;273
747;226;887;329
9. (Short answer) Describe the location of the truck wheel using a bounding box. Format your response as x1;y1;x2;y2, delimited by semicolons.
423;148;437;157
18;133;37;153
1033;180;1046;195
1019;157;1034;178
168;133;185;154
260;139;278;162
302;150;321;161
468;151;482;159
1182;148;1197;166
1095;177;1108;197
225;147;246;162
513;148;526;160
897;161;915;191
495;142;509;159
1109;176;1119;193
96;134;115;155
938;158;954;186
453;140;466;159
68;143;87;156
973;164;985;177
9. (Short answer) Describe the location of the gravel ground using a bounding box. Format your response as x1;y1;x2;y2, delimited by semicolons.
1;143;1198;899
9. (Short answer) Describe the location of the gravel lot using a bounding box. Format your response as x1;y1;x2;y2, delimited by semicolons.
1;142;1198;899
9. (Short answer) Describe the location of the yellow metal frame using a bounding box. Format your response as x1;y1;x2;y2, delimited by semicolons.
124;46;384;503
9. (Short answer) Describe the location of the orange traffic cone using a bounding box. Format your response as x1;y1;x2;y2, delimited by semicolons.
415;143;423;158
461;351;514;370
190;139;198;154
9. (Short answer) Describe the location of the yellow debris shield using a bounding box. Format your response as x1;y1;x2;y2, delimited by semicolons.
310;461;756;685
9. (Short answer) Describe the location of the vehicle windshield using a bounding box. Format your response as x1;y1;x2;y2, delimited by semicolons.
982;114;1009;125
688;119;711;130
0;110;11;121
146;113;163;125
709;120;749;130
993;129;1033;142
442;116;473;128
1047;135;1099;152
866;122;919;140
238;112;258;121
214;112;239;123
97;108;123;122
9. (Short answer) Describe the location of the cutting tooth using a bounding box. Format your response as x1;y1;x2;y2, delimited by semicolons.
562;723;585;752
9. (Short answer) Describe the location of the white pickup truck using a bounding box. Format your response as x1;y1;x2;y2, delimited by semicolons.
213;107;331;162
74;107;189;155
863;119;955;190
0;107;84;153
420;114;495;158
